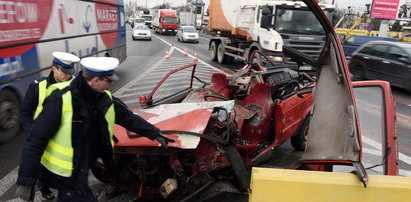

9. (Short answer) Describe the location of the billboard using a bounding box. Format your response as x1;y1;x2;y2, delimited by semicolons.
397;0;411;20
371;0;401;20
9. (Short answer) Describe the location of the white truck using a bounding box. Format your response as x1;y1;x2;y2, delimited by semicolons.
179;11;196;27
208;0;335;64
139;10;153;28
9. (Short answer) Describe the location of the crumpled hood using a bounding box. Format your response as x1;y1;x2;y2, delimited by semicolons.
115;101;234;149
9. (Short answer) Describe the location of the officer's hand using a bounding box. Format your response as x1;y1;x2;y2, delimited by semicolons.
156;133;175;148
15;185;34;201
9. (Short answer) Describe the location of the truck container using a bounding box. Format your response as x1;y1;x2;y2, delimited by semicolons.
152;9;178;35
208;0;335;64
178;11;196;27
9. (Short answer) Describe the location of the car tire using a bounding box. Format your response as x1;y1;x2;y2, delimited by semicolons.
291;115;310;151
226;145;250;192
210;41;218;61
0;89;21;144
352;66;365;80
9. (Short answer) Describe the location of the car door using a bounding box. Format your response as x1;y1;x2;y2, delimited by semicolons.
364;44;391;79
383;46;411;87
342;36;358;57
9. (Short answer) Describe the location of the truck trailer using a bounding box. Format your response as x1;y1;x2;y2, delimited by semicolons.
208;0;335;64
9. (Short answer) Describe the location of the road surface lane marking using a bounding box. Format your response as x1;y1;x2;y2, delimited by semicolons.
362;136;411;166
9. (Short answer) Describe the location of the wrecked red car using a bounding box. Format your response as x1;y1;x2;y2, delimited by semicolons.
93;53;316;200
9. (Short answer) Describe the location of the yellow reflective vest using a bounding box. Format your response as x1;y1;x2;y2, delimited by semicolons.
33;79;48;119
39;81;115;177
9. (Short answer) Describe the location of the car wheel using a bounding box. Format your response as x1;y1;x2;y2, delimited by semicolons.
0;89;21;144
210;41;218;61
291;115;310;151
226;145;250;192
352;66;365;80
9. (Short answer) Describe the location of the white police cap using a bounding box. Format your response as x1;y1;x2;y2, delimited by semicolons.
80;57;119;81
52;52;80;75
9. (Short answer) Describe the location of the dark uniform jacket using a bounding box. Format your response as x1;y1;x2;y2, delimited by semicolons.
21;71;58;133
17;73;160;191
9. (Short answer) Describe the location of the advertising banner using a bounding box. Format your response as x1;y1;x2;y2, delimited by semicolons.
370;0;400;20
396;0;411;20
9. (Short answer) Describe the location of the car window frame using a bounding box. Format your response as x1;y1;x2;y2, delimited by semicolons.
386;45;409;62
368;44;391;59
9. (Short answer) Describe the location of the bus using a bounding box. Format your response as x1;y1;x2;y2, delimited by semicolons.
0;0;127;143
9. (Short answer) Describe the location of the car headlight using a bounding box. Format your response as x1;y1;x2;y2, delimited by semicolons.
175;29;177;32
162;29;165;32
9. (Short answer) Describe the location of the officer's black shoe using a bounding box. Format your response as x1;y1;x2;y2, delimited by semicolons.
40;188;55;200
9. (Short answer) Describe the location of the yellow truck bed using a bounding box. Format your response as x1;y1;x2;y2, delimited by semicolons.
249;167;411;202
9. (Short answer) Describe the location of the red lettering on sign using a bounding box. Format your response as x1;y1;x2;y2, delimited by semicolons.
95;3;118;49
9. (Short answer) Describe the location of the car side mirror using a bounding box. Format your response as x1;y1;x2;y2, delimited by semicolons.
261;15;270;29
260;5;272;29
398;57;410;64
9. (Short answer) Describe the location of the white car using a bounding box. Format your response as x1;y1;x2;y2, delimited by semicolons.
177;26;199;43
132;26;151;40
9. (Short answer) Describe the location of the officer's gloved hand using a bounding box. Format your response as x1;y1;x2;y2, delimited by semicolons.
15;185;35;201
156;133;175;148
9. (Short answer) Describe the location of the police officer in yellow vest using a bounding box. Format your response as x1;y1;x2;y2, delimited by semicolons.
16;57;174;201
20;52;80;200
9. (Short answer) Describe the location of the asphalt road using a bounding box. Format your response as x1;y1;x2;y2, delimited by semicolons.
1;26;411;201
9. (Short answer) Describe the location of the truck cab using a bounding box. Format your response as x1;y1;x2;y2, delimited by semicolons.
153;9;178;35
255;1;335;59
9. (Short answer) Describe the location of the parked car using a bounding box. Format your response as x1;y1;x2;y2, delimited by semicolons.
132;26;151;40
342;35;399;58
176;26;199;43
349;40;411;93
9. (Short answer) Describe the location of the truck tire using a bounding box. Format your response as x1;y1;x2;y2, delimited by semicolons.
217;43;232;64
226;145;250;192
210;41;218;61
291;115;310;151
0;89;21;144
